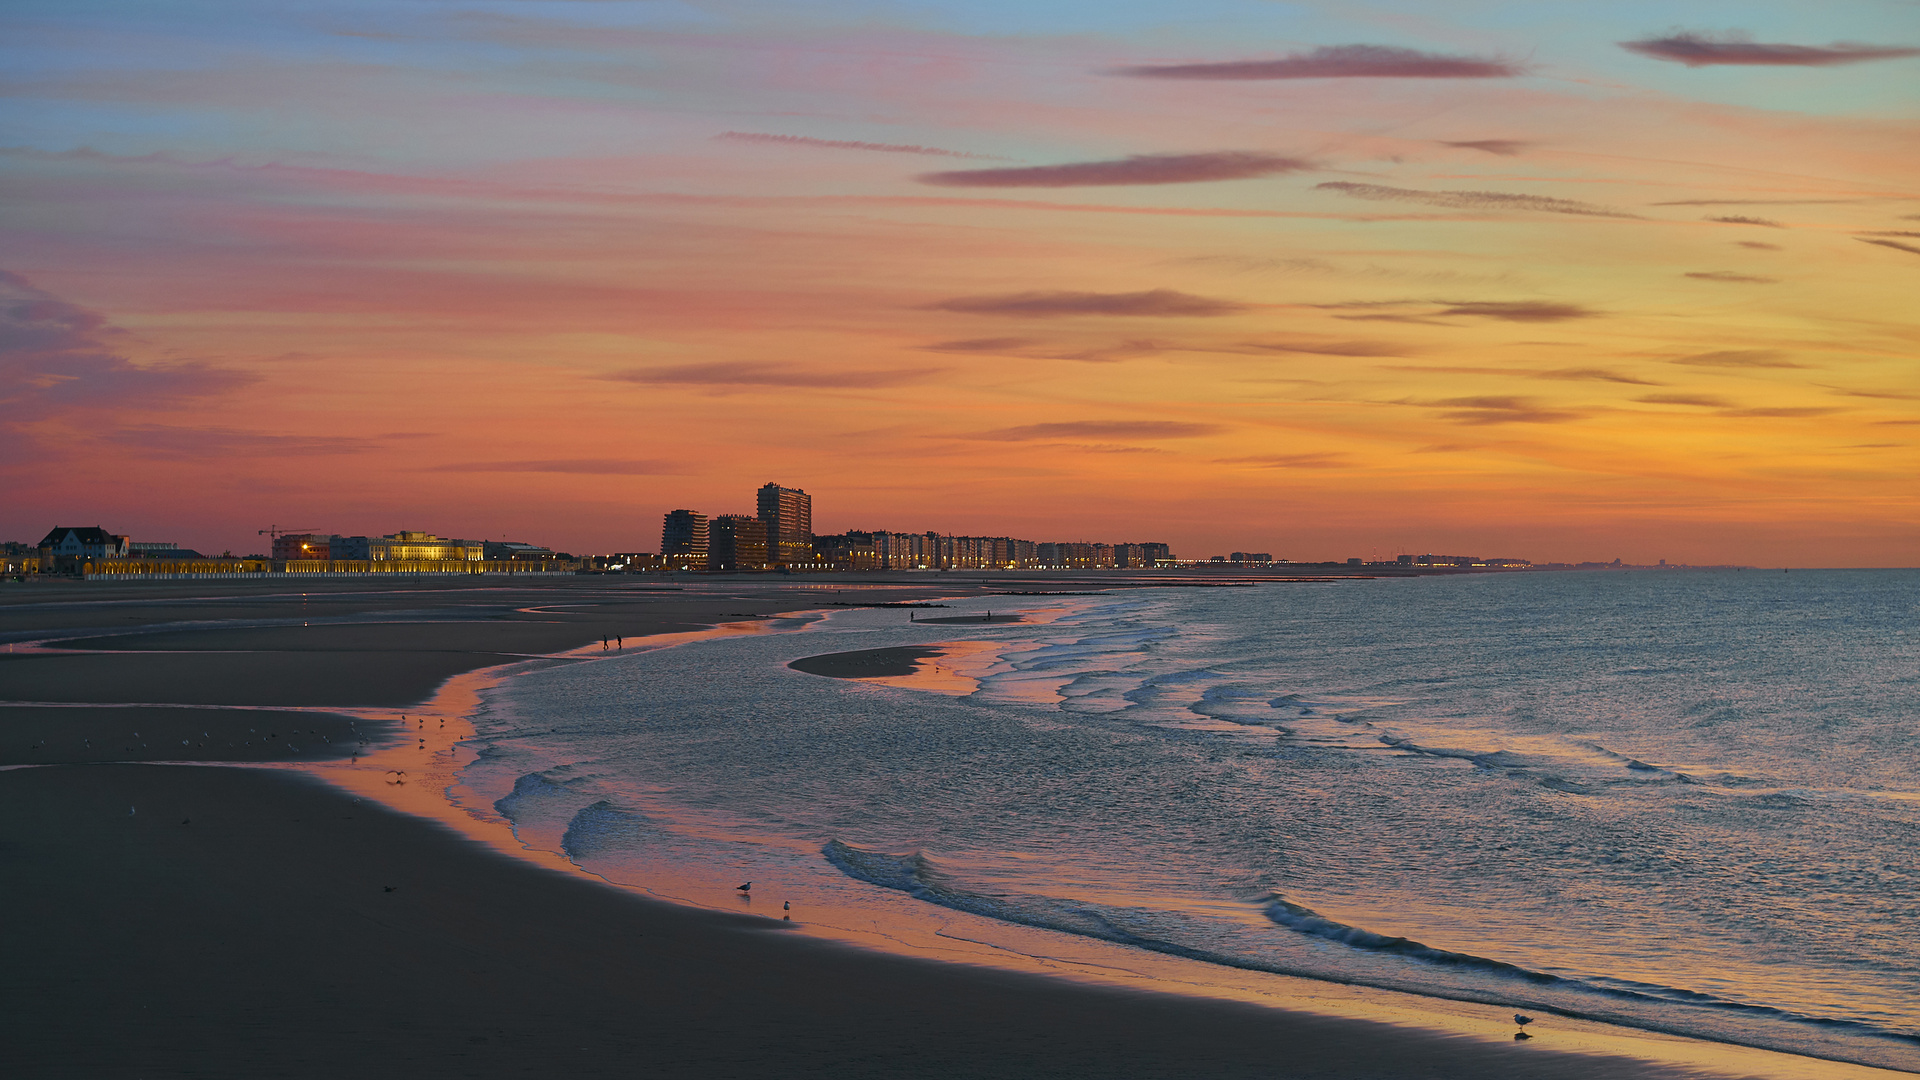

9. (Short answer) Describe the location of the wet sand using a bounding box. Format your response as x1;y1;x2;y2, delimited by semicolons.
5;763;1725;1080
788;645;946;679
1;576;1897;1078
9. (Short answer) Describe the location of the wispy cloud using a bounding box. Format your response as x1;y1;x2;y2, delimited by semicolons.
1857;237;1920;257
1736;241;1783;250
101;425;378;457
1707;215;1783;227
1043;339;1171;363
1215;452;1350;468
1860;231;1920;238
429;459;678;474
926;289;1247;317
1535;368;1659;385
1242;340;1408;357
1422;396;1586;425
1;271;254;442
920;337;1035;353
1637;393;1734;407
1685;271;1778;283
1434;301;1598;322
1671;350;1807;369
1721;407;1842;418
716;132;996;159
1439;139;1529;156
1620;32;1920;67
1315;182;1639;219
1653;199;1859;206
960;420;1221;441
1113;45;1523;80
920;152;1310;188
1822;385;1919;400
602;362;943;388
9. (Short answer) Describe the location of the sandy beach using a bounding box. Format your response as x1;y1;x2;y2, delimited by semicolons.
1;575;1906;1079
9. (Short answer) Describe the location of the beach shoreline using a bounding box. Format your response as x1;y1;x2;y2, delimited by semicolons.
2;576;1908;1078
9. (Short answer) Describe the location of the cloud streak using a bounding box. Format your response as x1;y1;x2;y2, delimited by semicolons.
100;425;379;457
1439;139;1529;156
920;152;1310;188
716;132;996;159
1637;394;1734;408
1315;182;1639;219
1671;350;1807;369
921;337;1035;353
1215;452;1350;468
1114;45;1523;80
961;420;1221;441
1;271;253;441
1620;33;1920;67
1857;237;1920;257
429;459;678;474
926;289;1248;318
1422;396;1586;425
602;362;943;388
1434;301;1598;322
1685;271;1778;283
1242;340;1408;357
1707;215;1783;227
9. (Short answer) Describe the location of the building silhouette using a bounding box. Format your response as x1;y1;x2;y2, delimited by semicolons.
709;514;768;572
661;510;709;570
756;483;812;566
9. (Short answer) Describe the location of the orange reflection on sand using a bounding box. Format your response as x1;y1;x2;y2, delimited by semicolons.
858;638;1001;695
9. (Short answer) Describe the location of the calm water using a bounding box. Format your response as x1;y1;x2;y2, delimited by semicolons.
464;571;1920;1071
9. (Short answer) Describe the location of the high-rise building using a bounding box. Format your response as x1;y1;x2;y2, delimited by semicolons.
756;483;812;566
709;514;768;572
661;510;709;570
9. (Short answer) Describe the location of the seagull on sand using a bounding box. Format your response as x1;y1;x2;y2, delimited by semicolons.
737;882;752;894
1514;1014;1534;1027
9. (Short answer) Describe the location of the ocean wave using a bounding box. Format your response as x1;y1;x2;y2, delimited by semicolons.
821;838;1918;1049
492;769;587;819
1261;897;1919;1043
559;799;657;860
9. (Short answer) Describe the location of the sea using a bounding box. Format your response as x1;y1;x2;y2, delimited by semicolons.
455;570;1919;1071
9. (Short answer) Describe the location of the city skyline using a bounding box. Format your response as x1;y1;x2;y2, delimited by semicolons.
2;2;1916;567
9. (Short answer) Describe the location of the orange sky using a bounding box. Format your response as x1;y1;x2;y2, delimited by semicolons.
3;2;1916;564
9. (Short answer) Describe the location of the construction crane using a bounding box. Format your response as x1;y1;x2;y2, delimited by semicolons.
258;526;321;539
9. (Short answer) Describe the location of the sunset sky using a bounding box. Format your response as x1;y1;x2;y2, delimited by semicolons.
4;1;1917;565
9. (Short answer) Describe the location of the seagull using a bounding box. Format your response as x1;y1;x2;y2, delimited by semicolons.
384;885;397;892
783;901;790;911
180;818;191;826
737;882;752;894
1514;1014;1534;1027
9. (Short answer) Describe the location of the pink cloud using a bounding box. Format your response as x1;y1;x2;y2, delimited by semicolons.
920;152;1310;188
1115;45;1523;80
1316;182;1639;219
1621;33;1920;67
716;132;997;159
926;290;1247;317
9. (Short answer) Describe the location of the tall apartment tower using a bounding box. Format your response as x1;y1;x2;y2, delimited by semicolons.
756;482;812;566
661;509;709;570
709;514;768;572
